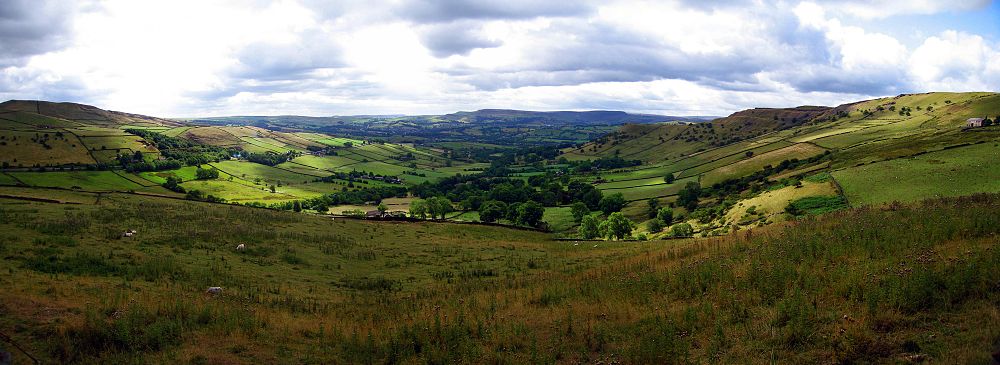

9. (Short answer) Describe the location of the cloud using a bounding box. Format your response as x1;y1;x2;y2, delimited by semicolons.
418;21;503;57
821;0;990;19
398;0;594;22
909;30;1000;91
0;0;97;67
0;0;996;117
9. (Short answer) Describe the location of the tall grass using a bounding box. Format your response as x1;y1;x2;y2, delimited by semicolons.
4;193;999;363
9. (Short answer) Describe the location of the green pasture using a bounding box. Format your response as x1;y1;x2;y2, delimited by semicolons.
833;142;1000;206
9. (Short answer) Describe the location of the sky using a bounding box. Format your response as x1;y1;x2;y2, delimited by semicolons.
0;0;998;117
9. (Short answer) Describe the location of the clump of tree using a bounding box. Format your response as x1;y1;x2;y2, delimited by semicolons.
244;151;299;166
408;197;453;220
647;207;673;233
185;189;224;203
578;212;636;240
162;175;185;193
599;193;626;214
195;167;220;180
256;185;408;212
124;129;233;169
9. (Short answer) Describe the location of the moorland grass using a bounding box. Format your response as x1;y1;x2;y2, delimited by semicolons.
2;191;997;363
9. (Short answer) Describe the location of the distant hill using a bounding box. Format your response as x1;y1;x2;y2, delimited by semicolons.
189;109;713;146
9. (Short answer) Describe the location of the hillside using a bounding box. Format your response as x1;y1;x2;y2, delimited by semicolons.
554;92;1000;234
0;100;486;207
1;186;997;363
0;100;184;128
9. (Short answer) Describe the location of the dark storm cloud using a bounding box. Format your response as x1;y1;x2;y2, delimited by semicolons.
398;0;594;22
419;21;502;57
0;0;91;67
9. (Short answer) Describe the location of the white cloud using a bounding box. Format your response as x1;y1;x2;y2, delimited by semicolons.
909;30;1000;91
820;0;990;19
0;0;996;117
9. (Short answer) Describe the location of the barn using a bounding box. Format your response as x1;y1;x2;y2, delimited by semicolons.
967;117;985;128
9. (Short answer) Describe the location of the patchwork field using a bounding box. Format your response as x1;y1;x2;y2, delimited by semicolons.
702;143;826;186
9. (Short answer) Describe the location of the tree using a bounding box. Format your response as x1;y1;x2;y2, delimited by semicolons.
516;201;545;227
409;199;428;219
162;175;185;193
427;196;453;219
269;185;276;193
984;118;994;126
664;173;675;184
648;218;665;233
600;212;634;240
677;182;701;211
503;202;521;222
377;202;388;215
579;214;601;239
479;200;507;223
656;207;673;225
570;202;590;222
195;167;219;180
647;198;660;219
670;223;693;237
293;201;302;212
599;193;626;214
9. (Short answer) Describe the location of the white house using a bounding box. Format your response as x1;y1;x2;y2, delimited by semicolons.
967;117;985;128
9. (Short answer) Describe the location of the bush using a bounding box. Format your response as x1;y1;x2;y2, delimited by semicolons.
647;218;665;233
670;223;693;237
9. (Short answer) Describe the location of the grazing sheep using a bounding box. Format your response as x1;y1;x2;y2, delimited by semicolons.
236;244;246;251
123;231;133;238
205;287;222;295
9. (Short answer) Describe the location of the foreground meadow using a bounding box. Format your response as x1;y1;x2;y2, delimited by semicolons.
1;189;998;363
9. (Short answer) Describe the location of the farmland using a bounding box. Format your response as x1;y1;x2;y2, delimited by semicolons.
833;142;1000;205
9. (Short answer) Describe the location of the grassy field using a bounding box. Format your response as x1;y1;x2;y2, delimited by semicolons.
1;189;998;363
209;161;319;185
833;142;1000;206
723;180;838;226
542;206;576;233
702;143;826;186
0;130;96;166
7;171;146;191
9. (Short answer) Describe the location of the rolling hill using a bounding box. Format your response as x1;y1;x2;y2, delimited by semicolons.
558;92;1000;235
2;94;1000;363
0;100;487;206
189;109;713;146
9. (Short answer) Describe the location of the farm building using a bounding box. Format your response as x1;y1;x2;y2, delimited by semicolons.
966;117;984;127
366;210;383;218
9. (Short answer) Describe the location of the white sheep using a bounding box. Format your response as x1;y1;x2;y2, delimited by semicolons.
206;287;222;295
236;243;246;251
